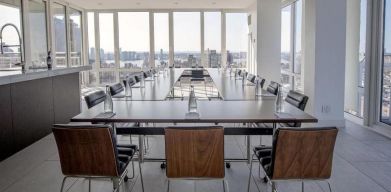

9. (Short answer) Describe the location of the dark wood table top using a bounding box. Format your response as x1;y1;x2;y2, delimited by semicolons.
206;68;275;101
72;100;317;124
112;68;184;101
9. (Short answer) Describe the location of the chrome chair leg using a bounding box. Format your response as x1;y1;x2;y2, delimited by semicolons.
166;180;170;192
60;177;68;192
247;154;255;192
224;180;229;192
112;178;119;192
138;159;145;192
327;181;332;192
88;178;91;192
301;181;304;192
271;181;277;192
128;159;135;179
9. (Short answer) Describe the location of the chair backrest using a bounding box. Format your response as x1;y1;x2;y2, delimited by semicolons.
266;81;279;95
285;90;309;111
191;70;204;79
52;124;120;177
123;77;136;88
247;74;256;83
84;90;106;109
270;127;338;180
258;76;266;88
165;127;225;179
109;83;124;96
134;75;142;83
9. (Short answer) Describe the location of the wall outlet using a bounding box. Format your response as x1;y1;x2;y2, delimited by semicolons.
321;105;330;113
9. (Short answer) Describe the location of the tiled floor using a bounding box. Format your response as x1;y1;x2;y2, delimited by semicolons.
1;121;391;192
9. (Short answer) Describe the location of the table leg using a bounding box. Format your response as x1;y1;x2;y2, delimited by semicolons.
247;123;252;164
139;135;145;163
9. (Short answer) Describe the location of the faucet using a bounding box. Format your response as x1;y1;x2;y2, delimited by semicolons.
0;23;25;72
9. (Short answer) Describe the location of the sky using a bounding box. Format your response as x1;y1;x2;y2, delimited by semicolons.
93;11;248;53
0;4;21;45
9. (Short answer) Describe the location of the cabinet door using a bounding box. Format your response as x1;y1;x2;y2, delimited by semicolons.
11;78;54;151
53;73;81;124
0;85;14;161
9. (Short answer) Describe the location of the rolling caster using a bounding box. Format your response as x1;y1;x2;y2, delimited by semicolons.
124;175;129;182
225;162;231;169
160;162;166;169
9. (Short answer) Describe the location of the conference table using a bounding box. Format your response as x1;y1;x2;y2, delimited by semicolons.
72;68;318;163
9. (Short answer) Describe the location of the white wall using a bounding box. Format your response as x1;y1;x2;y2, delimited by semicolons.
303;0;347;127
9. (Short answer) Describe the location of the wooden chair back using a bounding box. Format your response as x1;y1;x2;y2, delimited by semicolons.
165;127;225;179
271;127;338;180
53;124;119;177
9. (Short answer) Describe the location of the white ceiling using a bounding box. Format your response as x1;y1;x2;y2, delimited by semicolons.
66;0;256;10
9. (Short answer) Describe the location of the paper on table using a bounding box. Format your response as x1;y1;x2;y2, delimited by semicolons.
94;112;116;119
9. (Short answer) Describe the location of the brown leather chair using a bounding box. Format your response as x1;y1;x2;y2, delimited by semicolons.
53;124;144;192
165;127;228;192
248;127;338;192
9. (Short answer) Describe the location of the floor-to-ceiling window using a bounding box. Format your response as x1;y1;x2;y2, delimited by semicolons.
87;12;95;65
381;0;391;124
28;0;47;69
281;5;292;91
226;13;248;68
69;8;82;67
0;1;22;70
154;13;169;67
118;12;150;71
345;0;367;118
280;0;303;92
173;12;201;68
52;3;67;67
204;12;221;68
98;13;115;69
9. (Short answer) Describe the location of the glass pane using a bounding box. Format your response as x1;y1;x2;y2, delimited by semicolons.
69;8;82;67
99;13;115;68
381;0;391;124
0;2;22;70
53;3;67;67
226;13;248;68
293;0;302;75
154;13;169;67
118;12;150;70
28;0;47;68
99;71;116;84
345;0;367;118
281;74;292;92
204;12;221;68
87;12;95;65
281;5;292;73
174;12;201;68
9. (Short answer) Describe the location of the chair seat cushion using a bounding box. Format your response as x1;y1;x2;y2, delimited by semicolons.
117;144;137;157
117;154;132;173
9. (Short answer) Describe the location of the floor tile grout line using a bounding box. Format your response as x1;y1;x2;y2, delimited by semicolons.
0;151;58;192
335;153;391;192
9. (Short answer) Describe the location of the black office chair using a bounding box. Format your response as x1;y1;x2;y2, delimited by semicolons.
83;90;140;148
257;76;266;88
247;74;256;84
266;81;279;95
110;83;125;96
53;124;144;192
280;90;309;127
248;127;338;192
123;76;137;90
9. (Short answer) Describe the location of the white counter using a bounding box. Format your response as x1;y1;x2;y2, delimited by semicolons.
0;65;92;85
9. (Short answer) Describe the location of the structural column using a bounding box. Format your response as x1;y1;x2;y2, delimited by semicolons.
303;0;347;127
256;0;281;82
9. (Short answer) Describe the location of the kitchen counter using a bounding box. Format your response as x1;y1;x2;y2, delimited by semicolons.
0;65;92;85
